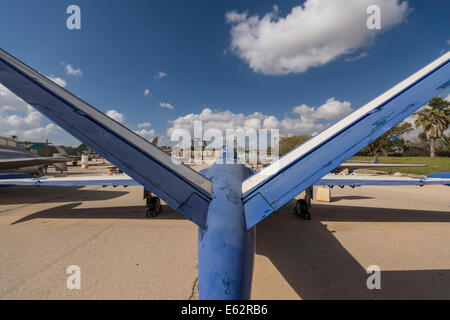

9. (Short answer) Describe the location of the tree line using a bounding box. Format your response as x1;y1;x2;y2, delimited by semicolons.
279;96;450;158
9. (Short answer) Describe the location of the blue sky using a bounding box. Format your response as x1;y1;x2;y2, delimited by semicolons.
0;0;449;146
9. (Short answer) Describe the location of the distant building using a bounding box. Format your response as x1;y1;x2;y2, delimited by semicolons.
19;140;80;158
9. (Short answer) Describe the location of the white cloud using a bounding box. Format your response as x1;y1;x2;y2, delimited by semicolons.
226;0;409;75
0;111;42;130
19;124;62;139
106;110;125;123
160;102;175;110
345;52;369;62
0;108;63;141
292;98;353;120
167;108;265;138
167;98;349;139
0;84;63;140
138;122;151;128
65;64;83;77
0;84;32;113
47;76;67;88
280;117;325;136
144;89;150;96
154;72;167;79
0;85;42;130
134;129;156;141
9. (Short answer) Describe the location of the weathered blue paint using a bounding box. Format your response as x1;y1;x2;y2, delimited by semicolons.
427;172;450;186
198;156;255;300
315;175;450;186
0;177;139;186
0;48;212;229
0;173;32;179
428;172;450;179
243;54;450;229
3;172;450;188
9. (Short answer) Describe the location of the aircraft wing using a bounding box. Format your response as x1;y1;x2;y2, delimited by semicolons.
0;157;71;170
242;52;450;229
316;174;450;187
0;49;212;229
428;172;450;179
2;173;448;188
0;174;138;186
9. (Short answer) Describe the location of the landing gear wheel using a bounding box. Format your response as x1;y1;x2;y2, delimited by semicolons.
146;197;161;218
296;199;311;220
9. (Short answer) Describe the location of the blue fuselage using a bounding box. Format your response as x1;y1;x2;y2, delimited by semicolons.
198;162;255;299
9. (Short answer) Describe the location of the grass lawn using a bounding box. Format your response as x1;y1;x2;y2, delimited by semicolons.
348;156;450;176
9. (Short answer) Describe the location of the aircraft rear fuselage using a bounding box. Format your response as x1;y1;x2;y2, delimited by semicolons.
198;162;255;299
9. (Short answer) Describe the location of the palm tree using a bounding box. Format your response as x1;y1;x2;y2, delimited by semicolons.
414;97;450;157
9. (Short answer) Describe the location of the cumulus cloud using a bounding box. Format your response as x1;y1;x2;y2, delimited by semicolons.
292;98;353;120
160;102;175;110
0;115;62;140
167;97;351;139
47;76;67;88
19;124;62;139
0;111;42;130
154;72;167;79
134;129;156;141
0;84;32;113
65;64;83;77
0;85;42;131
0;84;63;140
144;89;150;96
167;108;270;139
226;0;409;75
106;110;125;123
166;108;318;139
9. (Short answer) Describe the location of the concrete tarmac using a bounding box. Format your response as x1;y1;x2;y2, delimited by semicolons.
0;163;449;299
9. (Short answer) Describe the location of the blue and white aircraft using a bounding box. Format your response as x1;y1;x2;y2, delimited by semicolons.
0;49;449;299
0;136;70;177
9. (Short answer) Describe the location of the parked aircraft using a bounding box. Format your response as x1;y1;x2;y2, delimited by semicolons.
1;169;448;215
0;48;448;300
0;136;70;177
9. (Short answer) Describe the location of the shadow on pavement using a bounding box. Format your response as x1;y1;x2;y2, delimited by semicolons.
10;196;450;299
10;202;182;225
256;200;450;299
0;186;128;205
